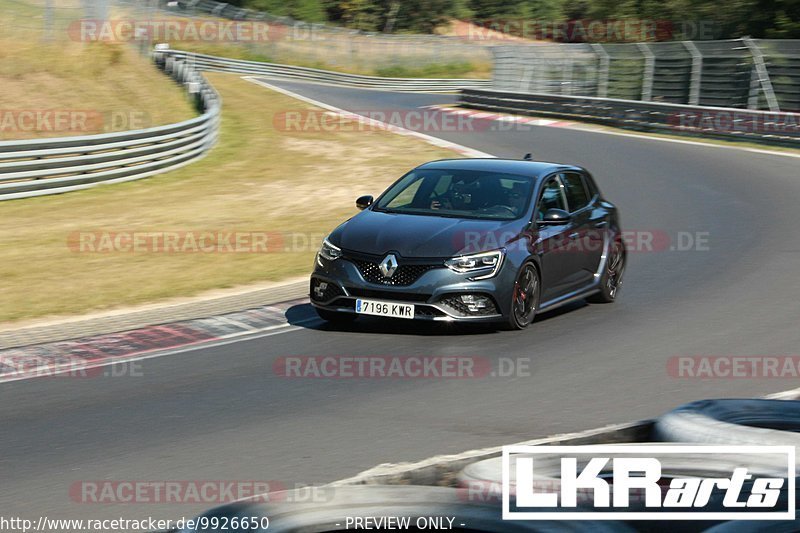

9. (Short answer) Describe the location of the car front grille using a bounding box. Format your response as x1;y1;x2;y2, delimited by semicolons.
343;251;443;287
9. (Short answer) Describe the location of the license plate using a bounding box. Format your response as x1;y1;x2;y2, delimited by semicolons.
355;299;414;319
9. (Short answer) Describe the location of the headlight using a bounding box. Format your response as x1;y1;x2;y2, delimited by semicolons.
317;238;342;266
444;249;505;280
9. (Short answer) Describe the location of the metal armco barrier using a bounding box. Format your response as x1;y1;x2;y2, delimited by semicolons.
164;50;491;92
459;88;800;147
0;52;220;201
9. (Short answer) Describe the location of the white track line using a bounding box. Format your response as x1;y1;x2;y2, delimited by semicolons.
243;77;494;158
0;318;320;385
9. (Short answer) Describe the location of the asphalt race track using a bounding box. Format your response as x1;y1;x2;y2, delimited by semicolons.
2;80;800;523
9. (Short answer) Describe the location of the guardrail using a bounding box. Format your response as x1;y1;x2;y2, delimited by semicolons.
459;88;800;147
163;50;491;92
0;52;220;201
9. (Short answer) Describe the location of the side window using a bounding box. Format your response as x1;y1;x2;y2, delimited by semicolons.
536;176;567;220
561;172;591;212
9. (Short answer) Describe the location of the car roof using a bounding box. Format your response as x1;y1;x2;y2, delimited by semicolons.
416;158;581;178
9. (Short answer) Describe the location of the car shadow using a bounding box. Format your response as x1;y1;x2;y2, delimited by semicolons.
285;299;588;336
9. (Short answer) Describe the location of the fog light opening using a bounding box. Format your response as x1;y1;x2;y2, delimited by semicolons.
313;281;328;300
460;294;491;313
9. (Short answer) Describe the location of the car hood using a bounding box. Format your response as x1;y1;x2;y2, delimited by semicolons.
330;209;526;258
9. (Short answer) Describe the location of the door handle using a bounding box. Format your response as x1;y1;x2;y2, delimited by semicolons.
568;232;580;239
594;221;608;228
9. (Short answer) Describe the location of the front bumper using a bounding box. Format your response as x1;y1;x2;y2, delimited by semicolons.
310;252;515;322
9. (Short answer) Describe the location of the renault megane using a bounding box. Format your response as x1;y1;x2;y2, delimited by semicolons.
310;157;624;330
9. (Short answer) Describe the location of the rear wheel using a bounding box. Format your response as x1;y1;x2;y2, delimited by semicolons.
589;236;625;303
504;262;540;330
315;308;357;323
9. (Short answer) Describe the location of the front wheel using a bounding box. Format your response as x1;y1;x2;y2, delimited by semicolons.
504;262;540;330
316;308;357;323
588;236;625;303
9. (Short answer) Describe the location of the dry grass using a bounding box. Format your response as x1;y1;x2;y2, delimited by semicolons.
0;0;196;139
89;3;493;79
174;39;493;79
0;73;457;323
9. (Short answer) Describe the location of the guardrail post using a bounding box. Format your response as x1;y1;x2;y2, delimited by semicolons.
562;58;574;96
591;44;610;98
747;63;761;110
519;64;534;93
742;37;780;112
637;43;655;101
683;41;702;105
490;46;500;90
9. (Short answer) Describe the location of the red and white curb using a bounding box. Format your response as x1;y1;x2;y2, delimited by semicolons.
0;299;311;384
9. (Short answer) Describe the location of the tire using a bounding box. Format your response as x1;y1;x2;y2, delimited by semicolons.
588;234;625;304
180;485;634;532
315;308;357;323
504;262;541;330
654;399;800;453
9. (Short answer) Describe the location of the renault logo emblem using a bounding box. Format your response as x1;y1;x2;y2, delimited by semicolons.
379;254;398;278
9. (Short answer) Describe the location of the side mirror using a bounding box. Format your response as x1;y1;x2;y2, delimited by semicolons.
356;195;373;210
539;208;571;225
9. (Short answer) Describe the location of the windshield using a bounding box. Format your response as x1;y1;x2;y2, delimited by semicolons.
374;169;534;220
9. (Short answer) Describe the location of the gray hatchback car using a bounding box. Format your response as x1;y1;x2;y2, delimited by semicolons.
310;157;624;329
